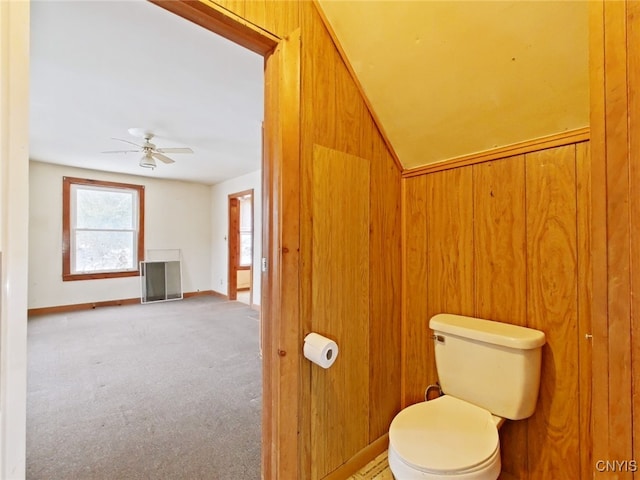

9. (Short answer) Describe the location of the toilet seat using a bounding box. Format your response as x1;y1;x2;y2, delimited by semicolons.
389;395;500;475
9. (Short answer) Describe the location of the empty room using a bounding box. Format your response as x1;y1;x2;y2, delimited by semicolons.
26;1;264;478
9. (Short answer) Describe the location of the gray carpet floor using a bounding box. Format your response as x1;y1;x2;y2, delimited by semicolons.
27;296;261;480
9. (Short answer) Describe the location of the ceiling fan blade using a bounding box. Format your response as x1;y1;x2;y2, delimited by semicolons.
102;149;139;154
152;152;175;164
156;147;193;154
111;137;143;148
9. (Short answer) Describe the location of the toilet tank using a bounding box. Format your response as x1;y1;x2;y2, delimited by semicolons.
429;314;546;420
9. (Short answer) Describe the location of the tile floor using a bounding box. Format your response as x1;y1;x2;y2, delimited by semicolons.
348;451;394;480
351;452;515;480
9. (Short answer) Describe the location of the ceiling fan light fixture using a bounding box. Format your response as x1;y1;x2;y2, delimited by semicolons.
139;152;156;169
105;129;191;168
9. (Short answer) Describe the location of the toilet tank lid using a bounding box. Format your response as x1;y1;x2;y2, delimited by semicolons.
429;314;546;349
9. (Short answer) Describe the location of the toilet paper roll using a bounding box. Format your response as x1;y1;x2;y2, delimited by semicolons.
303;332;339;369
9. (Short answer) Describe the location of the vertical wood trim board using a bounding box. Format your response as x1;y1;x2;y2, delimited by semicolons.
368;131;402;441
311;144;370;480
298;5;317;477
472;157;527;326
587;0;611;471
261;27;302;480
401;176;429;407
627;1;640;468
261;44;277;480
472;156;528;478
272;30;303;480
575;141;593;479
603;3;634;473
525;145;580;478
425;167;475;321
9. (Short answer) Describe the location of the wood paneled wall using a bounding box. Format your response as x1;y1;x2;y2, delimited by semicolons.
300;3;402;478
402;142;591;479
311;145;370;479
590;1;639;477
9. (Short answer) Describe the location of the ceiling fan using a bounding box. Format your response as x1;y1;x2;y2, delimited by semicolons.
103;128;194;169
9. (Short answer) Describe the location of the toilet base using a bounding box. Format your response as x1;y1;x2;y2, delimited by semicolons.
388;443;501;480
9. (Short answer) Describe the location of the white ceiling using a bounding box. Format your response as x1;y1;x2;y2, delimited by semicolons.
30;0;264;186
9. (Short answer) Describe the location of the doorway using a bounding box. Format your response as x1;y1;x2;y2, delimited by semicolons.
27;2;264;478
228;189;254;305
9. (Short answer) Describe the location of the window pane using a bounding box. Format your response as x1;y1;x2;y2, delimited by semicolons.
74;230;135;272
239;197;252;231
76;188;135;229
240;232;252;266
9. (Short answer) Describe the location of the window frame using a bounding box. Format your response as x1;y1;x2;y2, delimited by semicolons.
62;176;145;281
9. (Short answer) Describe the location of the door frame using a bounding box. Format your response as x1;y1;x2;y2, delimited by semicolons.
228;189;254;303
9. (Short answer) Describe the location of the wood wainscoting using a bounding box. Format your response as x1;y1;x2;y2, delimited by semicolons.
402;140;592;479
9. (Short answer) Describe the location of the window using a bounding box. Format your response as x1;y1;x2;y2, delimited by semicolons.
63;177;144;281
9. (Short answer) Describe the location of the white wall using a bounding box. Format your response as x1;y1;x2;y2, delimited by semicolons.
210;169;261;304
29;161;213;309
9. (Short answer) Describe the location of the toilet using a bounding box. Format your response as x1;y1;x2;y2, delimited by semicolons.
388;314;546;479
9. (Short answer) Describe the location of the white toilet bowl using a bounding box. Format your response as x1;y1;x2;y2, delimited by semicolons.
388;396;502;480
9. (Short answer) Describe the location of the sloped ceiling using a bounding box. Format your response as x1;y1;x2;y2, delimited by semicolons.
316;0;589;170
